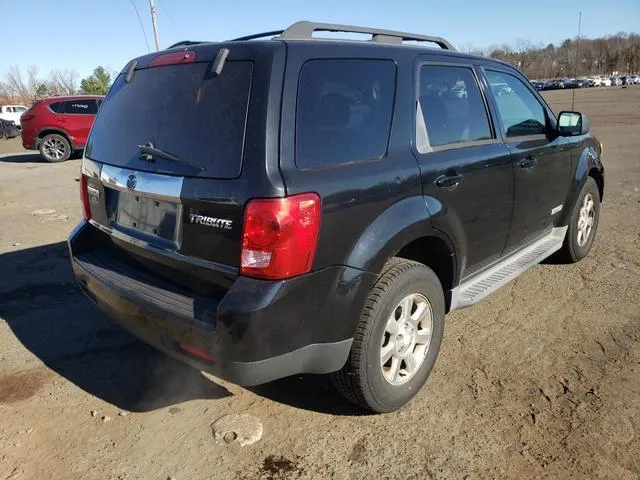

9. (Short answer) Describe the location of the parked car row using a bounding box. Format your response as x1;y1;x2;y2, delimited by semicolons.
532;75;640;90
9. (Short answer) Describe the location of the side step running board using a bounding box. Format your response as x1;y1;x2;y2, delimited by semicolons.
450;226;567;310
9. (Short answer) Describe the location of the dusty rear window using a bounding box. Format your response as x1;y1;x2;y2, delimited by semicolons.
86;61;253;178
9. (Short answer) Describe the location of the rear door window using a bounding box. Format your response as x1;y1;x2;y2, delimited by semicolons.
416;65;493;151
296;59;396;169
86;61;253;179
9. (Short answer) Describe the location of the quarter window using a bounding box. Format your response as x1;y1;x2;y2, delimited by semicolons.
486;70;547;137
296;59;396;168
416;65;492;151
49;102;62;113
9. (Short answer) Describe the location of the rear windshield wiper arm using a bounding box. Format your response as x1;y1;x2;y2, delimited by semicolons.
137;143;205;173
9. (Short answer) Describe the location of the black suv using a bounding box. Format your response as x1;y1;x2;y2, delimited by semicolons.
69;22;604;412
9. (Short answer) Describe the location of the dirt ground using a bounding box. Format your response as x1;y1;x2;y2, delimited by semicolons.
1;87;639;480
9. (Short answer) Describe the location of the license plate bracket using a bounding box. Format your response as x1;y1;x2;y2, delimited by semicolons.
106;189;181;246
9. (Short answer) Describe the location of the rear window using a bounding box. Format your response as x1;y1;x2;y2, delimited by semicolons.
86;61;253;179
296;59;396;169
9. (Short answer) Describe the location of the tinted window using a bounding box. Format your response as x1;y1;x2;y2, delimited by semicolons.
87;61;253;179
486;70;546;137
417;65;492;150
49;102;62;113
65;100;98;114
296;59;396;168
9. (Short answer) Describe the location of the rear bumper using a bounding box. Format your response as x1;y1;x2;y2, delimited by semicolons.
69;221;376;386
21;131;36;150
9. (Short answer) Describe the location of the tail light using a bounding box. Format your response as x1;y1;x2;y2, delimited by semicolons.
149;51;196;67
241;193;321;280
80;173;91;220
20;114;34;122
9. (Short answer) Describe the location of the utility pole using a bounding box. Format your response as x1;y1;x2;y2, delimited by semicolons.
149;0;160;51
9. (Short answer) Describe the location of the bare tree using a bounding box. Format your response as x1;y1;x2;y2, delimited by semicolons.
49;69;79;96
0;65;45;103
4;66;31;101
514;38;533;72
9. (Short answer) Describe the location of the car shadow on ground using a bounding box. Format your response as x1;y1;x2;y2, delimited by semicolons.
249;376;368;416
0;242;231;412
0;241;365;415
0;152;43;163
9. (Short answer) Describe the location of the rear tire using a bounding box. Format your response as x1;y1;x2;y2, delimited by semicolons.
39;133;71;162
331;258;445;413
555;177;600;263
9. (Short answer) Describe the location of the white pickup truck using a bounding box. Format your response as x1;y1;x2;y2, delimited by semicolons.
0;105;29;127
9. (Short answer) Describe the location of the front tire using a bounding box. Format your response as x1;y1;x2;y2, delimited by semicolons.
331;258;445;413
39;133;71;162
556;177;601;263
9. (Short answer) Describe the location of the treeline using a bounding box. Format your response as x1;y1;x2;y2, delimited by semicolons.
465;32;640;79
0;66;113;104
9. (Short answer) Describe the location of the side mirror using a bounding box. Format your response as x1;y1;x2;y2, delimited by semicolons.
557;111;589;136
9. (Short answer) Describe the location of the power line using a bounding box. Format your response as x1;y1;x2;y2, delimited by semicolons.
128;0;151;53
156;0;182;38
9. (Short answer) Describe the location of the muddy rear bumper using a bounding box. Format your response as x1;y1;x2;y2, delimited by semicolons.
68;221;375;386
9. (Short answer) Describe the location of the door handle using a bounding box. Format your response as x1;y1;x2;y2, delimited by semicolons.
435;173;463;189
519;157;536;169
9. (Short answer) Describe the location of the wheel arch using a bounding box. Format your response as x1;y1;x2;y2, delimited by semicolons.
560;142;604;226
588;166;604;201
394;236;456;312
345;195;459;310
36;128;73;149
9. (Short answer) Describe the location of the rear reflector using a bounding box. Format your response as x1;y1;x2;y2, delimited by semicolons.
241;193;321;280
178;343;216;362
149;51;196;67
79;173;91;220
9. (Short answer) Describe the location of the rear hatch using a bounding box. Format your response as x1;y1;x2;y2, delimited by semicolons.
81;41;285;293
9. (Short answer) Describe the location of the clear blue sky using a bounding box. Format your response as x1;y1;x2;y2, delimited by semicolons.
3;0;639;79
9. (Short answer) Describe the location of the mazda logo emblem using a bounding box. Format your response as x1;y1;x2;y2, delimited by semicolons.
126;174;137;190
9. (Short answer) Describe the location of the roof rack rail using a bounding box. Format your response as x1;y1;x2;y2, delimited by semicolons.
167;40;207;49
274;21;455;50
231;30;285;42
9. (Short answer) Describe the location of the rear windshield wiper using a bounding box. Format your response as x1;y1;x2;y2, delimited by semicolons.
137;142;205;173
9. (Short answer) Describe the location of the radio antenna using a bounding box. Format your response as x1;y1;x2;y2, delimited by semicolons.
571;11;582;111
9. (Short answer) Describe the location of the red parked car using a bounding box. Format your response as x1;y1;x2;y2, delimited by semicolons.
21;96;104;162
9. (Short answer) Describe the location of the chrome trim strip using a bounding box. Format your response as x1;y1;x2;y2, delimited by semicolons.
100;164;183;201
